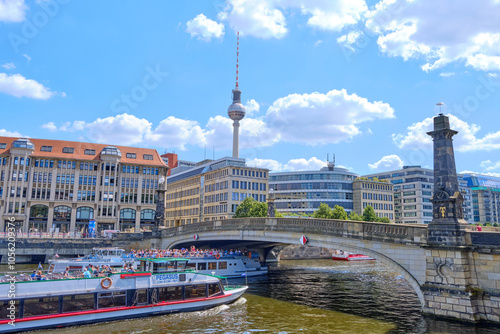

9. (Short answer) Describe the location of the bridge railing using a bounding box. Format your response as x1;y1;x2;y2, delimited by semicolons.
162;217;428;244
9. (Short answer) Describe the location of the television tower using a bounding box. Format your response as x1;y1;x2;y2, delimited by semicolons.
227;31;245;158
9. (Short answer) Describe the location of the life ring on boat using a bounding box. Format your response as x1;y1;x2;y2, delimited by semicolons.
215;253;220;260
101;277;112;289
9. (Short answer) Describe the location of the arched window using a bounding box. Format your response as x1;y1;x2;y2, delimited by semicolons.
76;207;94;220
141;209;156;221
54;206;72;219
120;208;136;220
30;205;49;218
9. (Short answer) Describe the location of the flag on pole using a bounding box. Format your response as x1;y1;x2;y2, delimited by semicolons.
38;262;43;270
55;254;59;258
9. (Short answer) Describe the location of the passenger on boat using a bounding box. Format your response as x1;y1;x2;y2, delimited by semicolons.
36;270;46;281
63;267;71;278
30;270;37;280
127;264;135;273
83;267;92;278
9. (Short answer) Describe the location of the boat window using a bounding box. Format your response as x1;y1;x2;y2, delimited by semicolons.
136;289;148;304
177;261;187;270
24;297;59;317
98;291;126;308
208;262;217;270
158;286;182;302
63;294;95;313
186;262;196;270
208;283;222;297
0;300;20;320
184;284;207;299
197;263;207;270
218;262;227;270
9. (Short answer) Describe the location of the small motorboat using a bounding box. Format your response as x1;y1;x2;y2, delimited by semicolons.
332;250;375;261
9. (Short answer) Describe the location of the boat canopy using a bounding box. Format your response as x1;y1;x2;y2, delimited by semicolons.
138;257;190;273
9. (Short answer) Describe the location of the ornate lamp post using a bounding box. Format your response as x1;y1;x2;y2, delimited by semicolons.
155;172;167;229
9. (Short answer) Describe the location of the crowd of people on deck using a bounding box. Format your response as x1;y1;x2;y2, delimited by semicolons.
128;247;250;259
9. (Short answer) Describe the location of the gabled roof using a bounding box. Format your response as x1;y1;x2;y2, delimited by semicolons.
0;136;167;167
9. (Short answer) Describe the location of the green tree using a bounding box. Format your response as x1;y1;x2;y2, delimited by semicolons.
331;205;348;220
348;211;363;221
313;203;333;219
249;201;268;217
484;222;492;226
377;217;391;224
362;205;377;222
234;197;267;218
275;210;284;218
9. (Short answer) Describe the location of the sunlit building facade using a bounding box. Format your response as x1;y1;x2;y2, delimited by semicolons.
165;156;268;226
462;173;500;224
0;137;167;234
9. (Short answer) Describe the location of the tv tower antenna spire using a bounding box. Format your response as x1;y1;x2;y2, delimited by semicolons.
236;31;239;90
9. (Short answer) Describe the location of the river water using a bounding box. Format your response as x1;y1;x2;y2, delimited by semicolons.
6;260;500;334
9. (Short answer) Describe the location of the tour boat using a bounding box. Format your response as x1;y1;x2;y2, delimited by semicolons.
186;255;268;278
332;251;375;261
48;247;138;273
0;258;247;333
49;248;268;278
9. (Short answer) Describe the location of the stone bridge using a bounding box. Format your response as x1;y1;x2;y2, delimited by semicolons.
159;217;500;323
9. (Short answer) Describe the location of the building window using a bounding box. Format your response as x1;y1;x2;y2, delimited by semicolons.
126;153;136;159
143;154;153;160
62;147;74;154
84;149;95;155
0;143;6;149
40;145;52;152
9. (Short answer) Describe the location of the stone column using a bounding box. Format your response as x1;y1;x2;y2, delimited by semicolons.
423;113;480;322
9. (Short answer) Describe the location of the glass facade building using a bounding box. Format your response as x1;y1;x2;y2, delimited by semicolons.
269;165;358;216
462;173;500;224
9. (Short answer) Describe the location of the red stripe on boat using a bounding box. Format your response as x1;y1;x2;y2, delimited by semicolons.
0;293;233;325
120;272;152;278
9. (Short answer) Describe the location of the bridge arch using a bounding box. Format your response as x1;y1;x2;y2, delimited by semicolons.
160;218;427;307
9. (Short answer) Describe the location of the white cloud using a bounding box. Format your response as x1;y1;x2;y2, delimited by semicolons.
266;89;394;145
186;14;225;41
361;0;500;72
22;54;31;62
41;122;57;132
244;99;260;116
293;0;367;32
0;0;27;22
0;73;62;100
147;116;205;150
1;63;15;70
337;31;363;52
246;156;326;172
314;40;323;47
41;89;394;151
218;0;287;39
480;160;500;171
217;0;367;39
0;128;23;137
368;154;404;171
439;72;455;77
392;114;500;152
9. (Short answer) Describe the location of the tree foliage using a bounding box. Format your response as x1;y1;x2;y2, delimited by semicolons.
234;197;268;218
331;205;348;220
377;216;391;224
362;205;377;222
348;211;363;221
313;203;333;219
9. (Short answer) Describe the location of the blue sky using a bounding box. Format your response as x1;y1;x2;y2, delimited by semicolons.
1;0;500;176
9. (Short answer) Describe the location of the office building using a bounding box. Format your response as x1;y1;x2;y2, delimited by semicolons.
364;166;473;224
352;178;395;221
268;161;358;216
462;173;500;224
165;156;268;226
0;137;167;233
